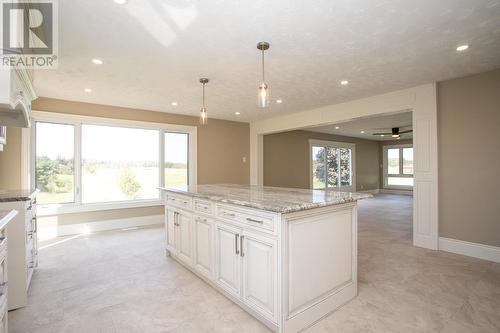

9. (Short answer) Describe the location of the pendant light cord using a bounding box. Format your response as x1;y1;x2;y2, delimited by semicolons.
261;49;265;82
202;82;205;107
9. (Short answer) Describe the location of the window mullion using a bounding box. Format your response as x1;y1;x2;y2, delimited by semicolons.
159;130;165;199
74;123;82;205
323;147;327;190
399;148;404;176
337;148;341;187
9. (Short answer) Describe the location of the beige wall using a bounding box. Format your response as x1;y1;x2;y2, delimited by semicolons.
0;97;250;224
263;130;380;191
0;127;22;189
438;69;500;247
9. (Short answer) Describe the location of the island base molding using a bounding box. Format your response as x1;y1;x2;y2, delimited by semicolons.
161;189;359;333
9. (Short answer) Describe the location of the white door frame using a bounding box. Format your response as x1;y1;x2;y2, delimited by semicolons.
250;83;438;250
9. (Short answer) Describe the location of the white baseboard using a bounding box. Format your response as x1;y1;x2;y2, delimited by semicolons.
379;188;413;196
439;237;500;264
359;189;380;194
38;214;163;240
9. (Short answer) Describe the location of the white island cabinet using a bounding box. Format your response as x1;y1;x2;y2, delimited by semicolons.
160;184;370;333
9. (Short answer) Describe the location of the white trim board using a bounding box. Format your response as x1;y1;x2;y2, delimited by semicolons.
359;189;380;194
439;237;500;264
379;189;413;196
37;214;163;240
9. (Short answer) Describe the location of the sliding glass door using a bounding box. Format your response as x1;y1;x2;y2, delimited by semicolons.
311;140;355;192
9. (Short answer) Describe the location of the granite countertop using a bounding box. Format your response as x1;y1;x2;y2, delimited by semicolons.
0;189;38;202
158;184;372;213
0;209;17;230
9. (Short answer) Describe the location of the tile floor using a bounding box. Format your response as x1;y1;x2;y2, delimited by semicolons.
9;195;500;332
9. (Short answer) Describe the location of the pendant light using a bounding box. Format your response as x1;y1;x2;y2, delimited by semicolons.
199;78;209;125
257;41;270;108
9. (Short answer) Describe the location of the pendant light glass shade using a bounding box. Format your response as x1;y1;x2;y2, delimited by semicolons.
257;42;270;108
200;107;208;125
199;78;209;125
258;82;269;108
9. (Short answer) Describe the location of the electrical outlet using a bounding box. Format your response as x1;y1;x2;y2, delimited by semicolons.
242;156;247;163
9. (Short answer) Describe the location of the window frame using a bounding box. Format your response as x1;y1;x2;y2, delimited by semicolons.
309;139;356;192
30;111;197;216
383;143;413;190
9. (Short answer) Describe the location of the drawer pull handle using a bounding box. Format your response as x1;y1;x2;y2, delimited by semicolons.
195;217;208;223
246;218;264;224
223;212;236;218
235;233;239;255
174;212;179;226
240;235;244;257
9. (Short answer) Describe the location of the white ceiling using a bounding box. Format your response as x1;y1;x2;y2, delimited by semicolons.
307;111;413;141
34;0;500;122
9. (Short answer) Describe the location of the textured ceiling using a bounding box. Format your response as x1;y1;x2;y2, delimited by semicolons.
34;0;500;122
307;111;413;141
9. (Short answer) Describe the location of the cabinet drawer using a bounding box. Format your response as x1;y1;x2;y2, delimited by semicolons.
216;204;277;233
193;199;213;214
165;194;192;209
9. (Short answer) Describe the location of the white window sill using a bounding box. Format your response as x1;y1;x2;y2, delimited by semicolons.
37;199;164;216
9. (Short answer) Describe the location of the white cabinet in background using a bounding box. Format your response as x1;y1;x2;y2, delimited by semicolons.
164;207;194;267
193;215;213;279
215;223;241;299
176;210;194;267
0;192;38;310
164;208;177;254
241;231;277;321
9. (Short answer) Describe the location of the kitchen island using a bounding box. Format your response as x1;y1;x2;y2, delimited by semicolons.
159;184;370;333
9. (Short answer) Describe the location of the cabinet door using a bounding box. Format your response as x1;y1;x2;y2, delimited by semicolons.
215;223;241;298
241;231;277;321
165;208;177;254
193;216;213;279
176;210;194;266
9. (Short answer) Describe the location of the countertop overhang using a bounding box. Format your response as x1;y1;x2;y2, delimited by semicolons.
159;184;372;213
0;189;38;202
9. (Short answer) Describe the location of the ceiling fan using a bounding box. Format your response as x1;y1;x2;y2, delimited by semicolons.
372;127;412;138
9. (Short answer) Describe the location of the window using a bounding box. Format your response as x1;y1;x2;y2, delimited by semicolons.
164;132;188;186
35;122;75;205
32;113;196;214
81;125;160;203
310;140;355;191
383;145;413;189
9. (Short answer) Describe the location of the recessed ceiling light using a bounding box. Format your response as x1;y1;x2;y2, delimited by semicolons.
84;88;92;93
171;102;178;106
92;58;103;65
456;44;469;52
381;134;385;137
114;0;127;4
340;80;349;85
360;130;365;134
276;99;283;104
235;112;241;115
335;126;340;130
